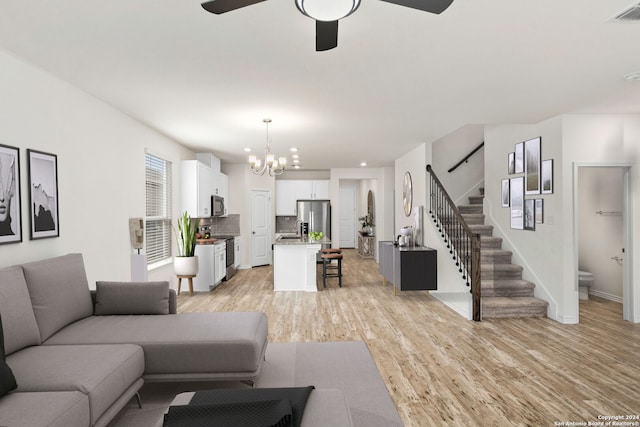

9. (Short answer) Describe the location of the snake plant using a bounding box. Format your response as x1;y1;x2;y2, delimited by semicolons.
175;211;198;257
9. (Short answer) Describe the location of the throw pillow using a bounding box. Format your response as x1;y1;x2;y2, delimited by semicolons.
94;281;170;315
0;313;18;397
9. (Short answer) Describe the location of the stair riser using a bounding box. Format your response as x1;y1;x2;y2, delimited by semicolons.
461;215;485;225
481;288;534;297
458;206;483;214
480;238;502;249
469;227;493;236
482;307;547;318
468;196;484;205
481;254;512;263
481;270;522;280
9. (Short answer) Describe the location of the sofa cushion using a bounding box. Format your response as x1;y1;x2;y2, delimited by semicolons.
21;253;94;341
95;281;170;315
0;265;41;354
44;312;269;380
6;344;144;425
0;313;18;396
0;391;90;427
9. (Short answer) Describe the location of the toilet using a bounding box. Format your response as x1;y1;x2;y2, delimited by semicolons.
578;270;594;300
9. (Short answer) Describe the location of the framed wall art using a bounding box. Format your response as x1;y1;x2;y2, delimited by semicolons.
0;143;22;244
28;149;59;239
508;152;515;175
541;159;553;194
514;142;524;174
524;137;541;195
524;199;535;231
501;179;510;207
535;199;544;224
510;176;524;230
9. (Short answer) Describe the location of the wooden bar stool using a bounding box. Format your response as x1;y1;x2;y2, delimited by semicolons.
322;248;342;254
177;275;195;296
321;253;343;288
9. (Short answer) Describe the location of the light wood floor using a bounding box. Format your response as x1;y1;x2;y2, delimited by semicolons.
177;249;640;427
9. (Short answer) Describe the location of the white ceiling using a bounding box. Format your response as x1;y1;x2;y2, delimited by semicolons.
1;0;639;170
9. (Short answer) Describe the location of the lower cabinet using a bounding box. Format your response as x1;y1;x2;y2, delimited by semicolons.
378;241;437;292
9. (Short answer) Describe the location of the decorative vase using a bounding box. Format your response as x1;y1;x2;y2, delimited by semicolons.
174;256;199;276
367;226;374;236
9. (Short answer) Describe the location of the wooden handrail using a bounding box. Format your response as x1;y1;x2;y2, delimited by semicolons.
447;142;485;173
426;164;482;321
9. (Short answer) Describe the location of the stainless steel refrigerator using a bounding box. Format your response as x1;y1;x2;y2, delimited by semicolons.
297;199;331;260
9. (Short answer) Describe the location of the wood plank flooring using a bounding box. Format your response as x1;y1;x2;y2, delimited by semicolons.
177;249;640;427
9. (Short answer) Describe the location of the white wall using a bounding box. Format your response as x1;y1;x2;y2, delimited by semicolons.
578;167;624;301
0;51;194;288
432;124;485;204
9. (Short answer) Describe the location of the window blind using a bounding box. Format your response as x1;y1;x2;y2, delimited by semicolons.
145;153;172;265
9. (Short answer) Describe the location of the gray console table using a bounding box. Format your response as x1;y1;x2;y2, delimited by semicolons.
378;241;437;294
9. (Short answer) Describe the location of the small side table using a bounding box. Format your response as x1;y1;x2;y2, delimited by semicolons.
177;275;195;296
357;233;375;258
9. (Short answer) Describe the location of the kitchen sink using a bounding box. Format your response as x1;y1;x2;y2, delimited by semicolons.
279;235;301;240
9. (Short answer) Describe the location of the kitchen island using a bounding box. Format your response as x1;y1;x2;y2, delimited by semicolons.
273;235;331;292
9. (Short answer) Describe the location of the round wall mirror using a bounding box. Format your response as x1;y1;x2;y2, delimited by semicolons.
403;172;413;217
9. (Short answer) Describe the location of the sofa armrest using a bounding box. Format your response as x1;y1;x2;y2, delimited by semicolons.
93;281;172;315
168;289;177;314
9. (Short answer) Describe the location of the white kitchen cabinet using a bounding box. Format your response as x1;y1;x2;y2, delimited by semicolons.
214;241;226;284
276;181;297;215
295;180;329;200
193;244;215;291
181;160;213;218
276;180;330;216
234;237;240;269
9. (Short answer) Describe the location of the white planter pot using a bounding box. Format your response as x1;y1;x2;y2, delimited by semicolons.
174;256;199;276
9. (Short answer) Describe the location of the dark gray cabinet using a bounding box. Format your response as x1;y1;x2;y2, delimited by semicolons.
379;241;437;293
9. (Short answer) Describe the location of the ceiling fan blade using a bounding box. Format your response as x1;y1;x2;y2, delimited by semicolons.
316;20;338;52
201;0;268;14
378;0;454;14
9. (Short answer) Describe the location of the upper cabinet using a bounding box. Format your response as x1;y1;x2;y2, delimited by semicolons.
276;181;297;216
183;153;229;218
276;180;330;216
181;160;213;218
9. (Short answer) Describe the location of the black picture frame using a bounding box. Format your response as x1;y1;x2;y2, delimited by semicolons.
508;152;515;175
510;176;524;230
524;137;541;195
541;159;553;194
535;199;544;224
0;143;22;244
524;199;535;231
501;179;510;207
514;142;524;174
27;149;59;240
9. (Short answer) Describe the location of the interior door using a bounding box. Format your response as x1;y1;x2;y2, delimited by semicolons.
339;187;356;248
251;189;272;267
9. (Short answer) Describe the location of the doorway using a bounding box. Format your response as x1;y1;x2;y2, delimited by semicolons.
251;189;272;267
574;164;633;321
339;186;356;248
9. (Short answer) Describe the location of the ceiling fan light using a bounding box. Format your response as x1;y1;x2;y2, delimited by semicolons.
296;0;360;22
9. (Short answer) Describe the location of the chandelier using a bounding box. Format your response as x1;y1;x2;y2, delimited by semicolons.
249;119;287;176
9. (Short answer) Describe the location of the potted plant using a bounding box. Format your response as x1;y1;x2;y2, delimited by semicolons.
174;211;199;276
358;214;374;235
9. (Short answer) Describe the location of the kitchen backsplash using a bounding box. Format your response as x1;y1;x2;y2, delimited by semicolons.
276;216;298;234
199;214;240;236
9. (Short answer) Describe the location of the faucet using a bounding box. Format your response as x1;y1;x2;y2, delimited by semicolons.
294;219;303;236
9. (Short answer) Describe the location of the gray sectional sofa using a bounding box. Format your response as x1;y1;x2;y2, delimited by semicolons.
0;253;269;427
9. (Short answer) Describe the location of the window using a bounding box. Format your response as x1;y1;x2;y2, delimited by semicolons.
145;153;172;265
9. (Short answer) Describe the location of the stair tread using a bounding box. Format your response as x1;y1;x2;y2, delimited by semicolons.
481;263;523;270
480;249;512;255
482;279;533;287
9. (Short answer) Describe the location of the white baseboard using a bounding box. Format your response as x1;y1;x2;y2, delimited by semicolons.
431;292;472;320
588;289;623;304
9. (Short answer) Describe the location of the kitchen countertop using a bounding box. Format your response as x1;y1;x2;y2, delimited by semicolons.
274;235;331;245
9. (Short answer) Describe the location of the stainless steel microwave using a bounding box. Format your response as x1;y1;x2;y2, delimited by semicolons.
211;195;225;216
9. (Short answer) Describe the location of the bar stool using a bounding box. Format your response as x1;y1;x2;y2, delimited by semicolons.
321;248;342;254
177;275;195;296
321;253;343;288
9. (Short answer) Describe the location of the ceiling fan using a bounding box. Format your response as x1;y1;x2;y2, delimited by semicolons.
201;0;454;51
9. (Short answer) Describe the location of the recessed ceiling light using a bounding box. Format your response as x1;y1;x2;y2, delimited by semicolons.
360;162;367;167
624;71;640;81
293;159;300;164
292;154;299;159
243;147;252;152
290;147;299;152
293;164;301;169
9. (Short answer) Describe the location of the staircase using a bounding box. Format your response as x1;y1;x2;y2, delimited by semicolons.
459;188;548;318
